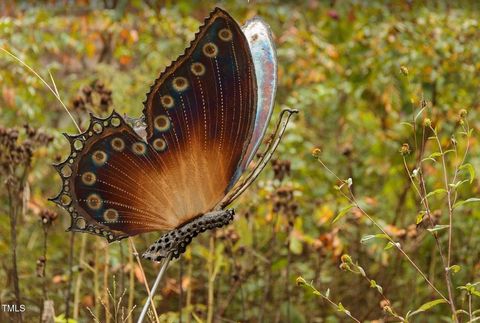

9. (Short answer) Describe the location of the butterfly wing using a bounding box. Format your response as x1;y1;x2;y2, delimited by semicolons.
231;17;277;186
143;8;257;216
52;8;257;240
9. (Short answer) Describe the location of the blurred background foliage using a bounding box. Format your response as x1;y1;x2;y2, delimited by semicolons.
0;0;479;322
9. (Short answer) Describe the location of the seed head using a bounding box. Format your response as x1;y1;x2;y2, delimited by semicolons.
459;109;468;119
311;148;322;158
400;66;409;76
339;263;350;271
399;143;411;156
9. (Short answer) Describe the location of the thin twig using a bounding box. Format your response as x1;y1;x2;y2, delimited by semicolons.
128;238;160;323
429;125;459;321
315;157;449;303
138;253;172;323
0;47;81;132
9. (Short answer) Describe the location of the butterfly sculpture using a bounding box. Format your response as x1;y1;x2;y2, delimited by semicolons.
51;7;297;262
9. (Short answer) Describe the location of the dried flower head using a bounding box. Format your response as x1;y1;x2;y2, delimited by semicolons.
380;299;391;309
40;209;58;225
399;143;411;156
271;159;291;181
311;147;322;158
400;65;409;76
339;262;350;271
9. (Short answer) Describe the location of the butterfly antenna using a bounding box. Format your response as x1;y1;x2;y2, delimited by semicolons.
220;108;298;208
137;252;172;323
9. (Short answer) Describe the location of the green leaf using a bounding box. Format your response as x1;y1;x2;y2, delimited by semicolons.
453;198;480;209
417;299;447;311
290;235;303;255
425;188;447;199
428;152;442;159
449;179;469;189
414;107;427;121
360;234;389;244
332;204;355;224
407;299;447;318
416;212;424;224
384;241;395;250
443;149;455;155
427;225;450;233
449;265;461;274
401;121;414;129
459;163;475;184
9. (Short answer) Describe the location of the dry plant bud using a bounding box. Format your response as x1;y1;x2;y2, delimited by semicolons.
380;299;391;309
311;147;322;158
399;143;411;156
296;276;307;286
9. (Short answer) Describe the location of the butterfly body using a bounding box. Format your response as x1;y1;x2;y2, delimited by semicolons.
51;7;296;261
143;209;234;260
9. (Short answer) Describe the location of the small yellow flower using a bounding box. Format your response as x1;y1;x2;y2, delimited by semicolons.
423;118;431;127
400;66;409;76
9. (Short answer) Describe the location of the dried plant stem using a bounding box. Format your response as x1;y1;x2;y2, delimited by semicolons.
286;226;292;323
179;259;183;323
207;235;216;323
104;245;111;323
127;242;135;323
73;234;87;319
94;244;101;319
186;251;193;323
65;231;75;320
468;293;473;321
345;258;404;321
138;254;172;323
40;224;49;323
352;194;448;302
0;47;81;132
428;125;465;321
315;158;449;303
7;182;23;323
298;280;361;323
128;238;160;322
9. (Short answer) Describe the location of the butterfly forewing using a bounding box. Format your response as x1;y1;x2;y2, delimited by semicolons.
143;8;257;220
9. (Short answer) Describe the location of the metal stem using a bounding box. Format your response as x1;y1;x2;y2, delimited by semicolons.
137;252;173;323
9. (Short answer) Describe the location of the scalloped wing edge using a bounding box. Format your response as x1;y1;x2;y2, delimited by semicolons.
49;110;132;243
